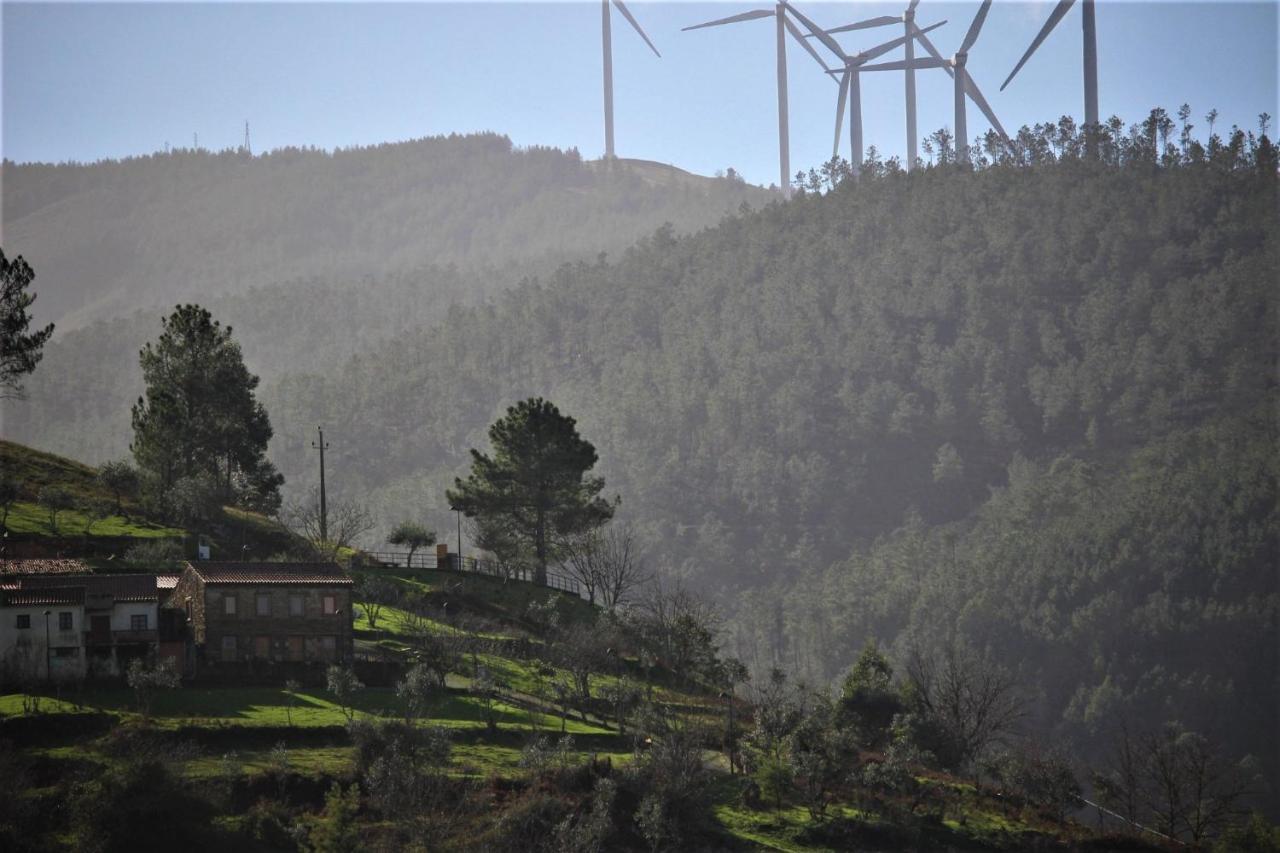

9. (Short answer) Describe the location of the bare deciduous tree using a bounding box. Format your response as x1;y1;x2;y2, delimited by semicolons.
560;523;650;608
1139;722;1254;844
635;580;723;685
905;639;1026;778
355;574;398;630
279;488;375;561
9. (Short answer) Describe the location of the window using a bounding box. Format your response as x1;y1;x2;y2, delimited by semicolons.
220;635;238;661
256;594;271;617
54;647;78;658
289;595;304;617
322;595;337;615
58;612;73;631
320;635;337;661
131;614;148;631
287;635;304;661
253;636;271;659
15;614;30;629
223;595;237;616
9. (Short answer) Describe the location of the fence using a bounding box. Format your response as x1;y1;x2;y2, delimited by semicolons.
357;551;582;597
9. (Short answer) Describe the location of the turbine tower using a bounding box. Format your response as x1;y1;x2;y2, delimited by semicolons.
787;3;944;175
600;0;660;160
1001;0;1099;129
859;0;1007;163
683;3;833;198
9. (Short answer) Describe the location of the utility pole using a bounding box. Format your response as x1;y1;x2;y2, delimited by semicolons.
312;426;329;544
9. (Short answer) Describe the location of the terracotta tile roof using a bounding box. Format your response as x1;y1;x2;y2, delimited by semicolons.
156;574;180;590
0;559;90;576
186;561;353;586
3;587;85;606
18;574;160;603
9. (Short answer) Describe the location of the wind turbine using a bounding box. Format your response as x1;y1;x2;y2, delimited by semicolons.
683;3;838;198
858;0;1007;163
600;0;660;160
786;3;945;176
817;1;931;171
1001;0;1098;130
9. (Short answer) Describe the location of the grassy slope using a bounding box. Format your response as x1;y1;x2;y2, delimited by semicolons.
1;524;1122;850
1;439;298;558
1;439;183;538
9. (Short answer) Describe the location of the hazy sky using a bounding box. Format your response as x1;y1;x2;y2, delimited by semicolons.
3;1;1276;185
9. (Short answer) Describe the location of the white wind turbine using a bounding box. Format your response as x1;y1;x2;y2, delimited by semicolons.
816;0;933;171
682;3;841;198
786;2;946;176
600;0;661;160
1001;0;1099;130
857;0;1008;163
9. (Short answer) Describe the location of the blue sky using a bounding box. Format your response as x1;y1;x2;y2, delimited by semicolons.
3;2;1276;185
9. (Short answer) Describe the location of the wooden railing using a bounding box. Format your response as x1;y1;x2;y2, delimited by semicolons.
357;551;581;597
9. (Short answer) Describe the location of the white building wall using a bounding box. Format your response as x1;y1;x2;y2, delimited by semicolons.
108;601;158;632
0;604;86;682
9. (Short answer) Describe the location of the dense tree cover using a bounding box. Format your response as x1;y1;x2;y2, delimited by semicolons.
270;116;1277;790
1;133;767;327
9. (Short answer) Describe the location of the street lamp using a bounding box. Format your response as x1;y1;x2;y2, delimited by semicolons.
42;610;51;685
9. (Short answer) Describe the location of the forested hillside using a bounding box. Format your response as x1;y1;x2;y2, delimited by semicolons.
6;120;1277;795
254;127;1273;789
1;133;765;327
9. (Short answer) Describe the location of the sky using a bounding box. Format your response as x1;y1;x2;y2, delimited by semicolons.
2;1;1277;186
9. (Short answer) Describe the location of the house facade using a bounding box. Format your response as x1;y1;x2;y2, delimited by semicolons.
167;562;354;672
0;573;166;680
0;586;86;682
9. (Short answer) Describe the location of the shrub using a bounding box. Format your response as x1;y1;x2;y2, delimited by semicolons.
68;759;213;852
301;782;361;853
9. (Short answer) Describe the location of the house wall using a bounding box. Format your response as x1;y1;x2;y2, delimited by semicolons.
168;569;207;643
0;605;86;682
201;585;354;664
108;601;158;632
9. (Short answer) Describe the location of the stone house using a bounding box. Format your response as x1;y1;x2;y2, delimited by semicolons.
167;562;354;672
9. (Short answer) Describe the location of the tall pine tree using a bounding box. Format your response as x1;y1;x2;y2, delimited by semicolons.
130;304;281;511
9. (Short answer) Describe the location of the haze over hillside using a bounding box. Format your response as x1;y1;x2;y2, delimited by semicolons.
4;119;1277;809
1;133;767;329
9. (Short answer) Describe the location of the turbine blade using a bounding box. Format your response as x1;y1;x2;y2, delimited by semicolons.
1001;0;1076;89
960;0;993;54
823;15;900;35
907;0;920;13
682;8;774;31
782;2;847;60
912;24;956;79
612;0;661;57
857;19;945;64
784;14;833;73
859;57;949;72
833;72;850;157
965;74;1009;141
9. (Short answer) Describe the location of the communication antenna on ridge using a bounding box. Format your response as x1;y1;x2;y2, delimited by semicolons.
243;120;252;155
193;132;199;150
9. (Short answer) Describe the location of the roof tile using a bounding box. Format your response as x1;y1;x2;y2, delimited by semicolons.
186;561;353;586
